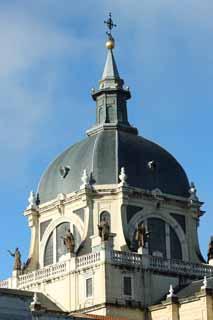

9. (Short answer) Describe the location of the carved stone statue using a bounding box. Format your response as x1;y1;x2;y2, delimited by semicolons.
135;223;150;248
207;236;213;262
98;218;110;241
62;229;75;254
8;248;22;271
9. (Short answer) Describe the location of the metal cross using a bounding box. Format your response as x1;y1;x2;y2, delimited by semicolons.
104;12;117;36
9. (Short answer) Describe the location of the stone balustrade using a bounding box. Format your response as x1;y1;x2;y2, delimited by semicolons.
18;261;67;287
110;250;142;266
0;279;9;288
1;249;213;289
76;252;101;268
111;250;213;278
13;252;101;288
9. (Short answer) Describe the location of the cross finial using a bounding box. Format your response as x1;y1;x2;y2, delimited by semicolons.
104;13;117;38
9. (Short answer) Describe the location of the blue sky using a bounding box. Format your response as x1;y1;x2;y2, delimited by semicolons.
0;1;212;279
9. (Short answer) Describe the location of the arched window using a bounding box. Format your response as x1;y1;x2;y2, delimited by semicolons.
148;218;166;258
133;217;182;260
43;222;81;267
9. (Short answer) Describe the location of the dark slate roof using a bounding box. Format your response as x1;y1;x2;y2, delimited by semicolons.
0;288;62;317
38;129;190;204
176;277;213;299
0;288;94;319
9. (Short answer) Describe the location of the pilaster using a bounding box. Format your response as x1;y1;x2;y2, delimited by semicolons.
23;207;40;271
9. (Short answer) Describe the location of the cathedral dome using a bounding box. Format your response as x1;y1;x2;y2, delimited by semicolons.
37;34;190;204
38;129;189;204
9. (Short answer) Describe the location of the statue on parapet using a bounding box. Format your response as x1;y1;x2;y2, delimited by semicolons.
98;218;110;241
62;229;75;254
135;222;150;248
8;247;22;271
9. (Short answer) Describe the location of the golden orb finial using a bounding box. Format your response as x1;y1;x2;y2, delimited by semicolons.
106;38;115;49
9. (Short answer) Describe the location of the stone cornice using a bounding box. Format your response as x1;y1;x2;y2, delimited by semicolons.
25;183;204;218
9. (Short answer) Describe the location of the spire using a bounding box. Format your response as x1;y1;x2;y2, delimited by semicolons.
100;14;123;90
102;49;120;81
88;13;137;136
99;47;124;90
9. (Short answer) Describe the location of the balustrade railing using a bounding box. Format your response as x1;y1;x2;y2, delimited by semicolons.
111;250;142;266
111;250;213;277
18;261;67;287
2;249;213;289
0;279;9;288
149;256;213;277
18;252;101;287
76;252;101;268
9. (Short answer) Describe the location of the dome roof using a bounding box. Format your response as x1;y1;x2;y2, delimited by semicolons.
38;129;190;204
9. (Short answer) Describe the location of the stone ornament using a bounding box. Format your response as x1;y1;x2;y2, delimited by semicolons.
30;292;42;312
151;188;164;208
189;182;199;201
56;193;66;215
151;188;163;197
119;167;128;186
57;193;66;202
167;284;176;298
33;292;39;304
28;191;37;210
80;169;90;189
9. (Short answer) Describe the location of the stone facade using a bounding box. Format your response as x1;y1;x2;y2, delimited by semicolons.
0;184;212;320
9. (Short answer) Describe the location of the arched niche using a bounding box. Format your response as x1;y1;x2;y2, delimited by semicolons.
40;215;84;267
128;211;188;261
99;211;111;231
